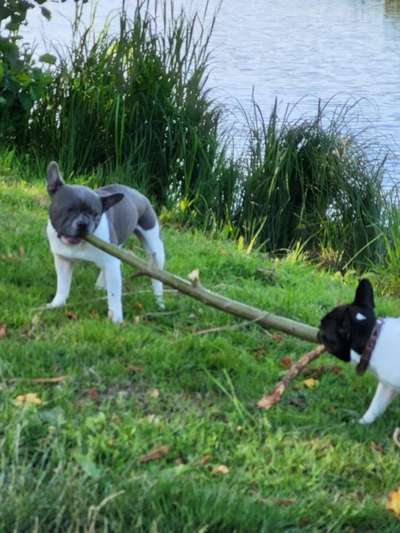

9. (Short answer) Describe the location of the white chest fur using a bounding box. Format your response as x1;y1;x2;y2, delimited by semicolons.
47;215;112;267
350;318;400;424
350;318;400;387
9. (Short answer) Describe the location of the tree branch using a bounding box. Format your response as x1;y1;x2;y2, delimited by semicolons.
256;345;326;409
84;234;319;344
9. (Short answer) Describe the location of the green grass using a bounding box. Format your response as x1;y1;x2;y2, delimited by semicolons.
2;163;400;531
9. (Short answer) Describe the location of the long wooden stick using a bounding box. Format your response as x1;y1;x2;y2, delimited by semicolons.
84;234;318;343
256;345;326;409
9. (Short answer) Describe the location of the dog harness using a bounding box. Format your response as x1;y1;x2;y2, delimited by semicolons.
356;318;384;375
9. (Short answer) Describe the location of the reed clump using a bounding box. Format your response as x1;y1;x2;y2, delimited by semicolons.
236;100;386;267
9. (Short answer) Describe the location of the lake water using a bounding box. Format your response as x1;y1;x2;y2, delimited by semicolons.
24;0;400;180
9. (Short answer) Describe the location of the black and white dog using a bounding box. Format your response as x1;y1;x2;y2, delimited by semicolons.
318;278;400;424
46;162;165;322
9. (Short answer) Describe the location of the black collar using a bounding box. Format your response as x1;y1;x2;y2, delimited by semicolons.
356;319;384;375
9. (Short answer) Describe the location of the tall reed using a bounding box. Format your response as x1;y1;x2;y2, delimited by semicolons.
27;0;237;213
236;99;386;267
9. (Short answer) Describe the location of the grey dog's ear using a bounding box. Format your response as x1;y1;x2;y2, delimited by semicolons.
47;162;64;196
101;193;124;213
353;278;375;309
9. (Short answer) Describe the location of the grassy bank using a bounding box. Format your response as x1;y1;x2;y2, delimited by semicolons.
2;162;400;531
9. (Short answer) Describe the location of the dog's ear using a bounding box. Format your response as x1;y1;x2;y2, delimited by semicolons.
353;278;375;309
101;193;124;213
47;162;64;196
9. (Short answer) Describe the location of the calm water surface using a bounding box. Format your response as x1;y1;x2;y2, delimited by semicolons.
24;0;400;178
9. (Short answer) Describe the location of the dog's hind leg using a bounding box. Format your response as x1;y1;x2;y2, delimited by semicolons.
136;222;165;309
359;382;398;424
47;254;73;308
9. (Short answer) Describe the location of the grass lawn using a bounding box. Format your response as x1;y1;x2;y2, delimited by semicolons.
1;167;400;532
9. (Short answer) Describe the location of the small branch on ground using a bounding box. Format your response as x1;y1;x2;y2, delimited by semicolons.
194;317;268;336
257;345;326;410
8;375;68;385
393;428;400;449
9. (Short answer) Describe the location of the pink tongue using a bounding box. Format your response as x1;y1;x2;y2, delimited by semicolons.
62;236;82;245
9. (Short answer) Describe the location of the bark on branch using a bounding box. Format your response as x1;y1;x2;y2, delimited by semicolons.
84;234;319;343
256;345;326;409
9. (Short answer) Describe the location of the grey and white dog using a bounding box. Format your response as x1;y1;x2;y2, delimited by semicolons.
46;162;165;322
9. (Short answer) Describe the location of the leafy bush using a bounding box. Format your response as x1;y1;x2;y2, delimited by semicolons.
0;1;61;144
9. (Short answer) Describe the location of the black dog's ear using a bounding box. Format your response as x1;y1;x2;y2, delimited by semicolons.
353;278;375;309
101;193;124;213
47;162;64;196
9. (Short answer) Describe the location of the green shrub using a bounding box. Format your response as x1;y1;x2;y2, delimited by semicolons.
0;1;57;145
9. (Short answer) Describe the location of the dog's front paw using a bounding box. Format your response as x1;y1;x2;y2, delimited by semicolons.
156;298;165;311
46;299;66;309
358;416;374;425
108;310;123;323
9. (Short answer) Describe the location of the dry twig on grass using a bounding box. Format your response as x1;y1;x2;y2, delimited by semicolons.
257;345;326;410
8;375;67;385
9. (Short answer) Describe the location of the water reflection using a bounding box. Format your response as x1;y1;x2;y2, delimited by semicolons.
22;0;400;179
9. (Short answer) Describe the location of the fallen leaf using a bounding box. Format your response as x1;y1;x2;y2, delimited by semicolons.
148;388;160;399
303;378;319;390
14;393;43;406
387;489;400;517
212;465;229;475
271;333;284;343
65;310;78;320
370;441;385;454
139;445;170;464
0;324;7;339
88;388;99;400
200;454;211;465
127;364;144;374
280;356;293;369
